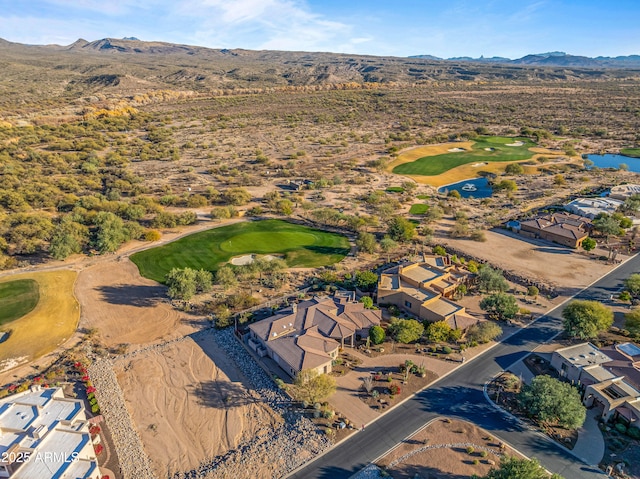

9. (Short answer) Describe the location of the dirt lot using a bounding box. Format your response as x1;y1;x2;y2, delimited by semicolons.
377;417;520;478
113;336;281;477
75;258;200;349
443;229;621;296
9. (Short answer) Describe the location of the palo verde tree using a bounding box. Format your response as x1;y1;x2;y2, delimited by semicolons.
561;300;613;339
292;369;336;404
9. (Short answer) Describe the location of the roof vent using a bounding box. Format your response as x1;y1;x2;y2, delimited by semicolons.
272;332;277;337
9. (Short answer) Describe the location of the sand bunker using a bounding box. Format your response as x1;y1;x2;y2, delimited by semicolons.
471;162;488;167
447;147;466;152
230;254;282;265
505;141;525;147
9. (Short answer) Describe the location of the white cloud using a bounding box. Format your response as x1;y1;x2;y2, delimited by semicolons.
174;0;355;52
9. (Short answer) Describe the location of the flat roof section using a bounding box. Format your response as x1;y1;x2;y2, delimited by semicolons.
401;264;442;284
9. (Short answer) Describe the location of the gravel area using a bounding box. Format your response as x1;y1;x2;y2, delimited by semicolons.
88;359;156;479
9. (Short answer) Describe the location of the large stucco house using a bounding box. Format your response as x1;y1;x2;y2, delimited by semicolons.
551;342;640;424
247;292;381;378
517;212;592;249
377;255;477;329
0;386;102;479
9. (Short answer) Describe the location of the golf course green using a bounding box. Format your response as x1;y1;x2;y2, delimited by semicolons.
131;219;351;283
0;279;40;327
393;136;537;176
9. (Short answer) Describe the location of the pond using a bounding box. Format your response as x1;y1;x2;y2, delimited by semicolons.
437;177;493;198
586;154;640;172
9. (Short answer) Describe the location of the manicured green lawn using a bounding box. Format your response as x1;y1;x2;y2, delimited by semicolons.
409;204;429;214
621;148;640;158
386;186;405;193
416;194;430;200
393;136;537;176
0;279;39;327
131;219;351;283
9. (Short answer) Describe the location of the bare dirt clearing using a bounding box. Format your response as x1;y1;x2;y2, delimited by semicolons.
114;336;281;477
75;258;198;349
443;229;619;294
377;417;520;479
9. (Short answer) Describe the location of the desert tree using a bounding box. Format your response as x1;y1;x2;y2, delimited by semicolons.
561;300;613;339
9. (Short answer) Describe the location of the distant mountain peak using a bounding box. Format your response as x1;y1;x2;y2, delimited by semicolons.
409;50;640;68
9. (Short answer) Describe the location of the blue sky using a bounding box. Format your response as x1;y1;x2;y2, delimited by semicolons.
1;0;639;58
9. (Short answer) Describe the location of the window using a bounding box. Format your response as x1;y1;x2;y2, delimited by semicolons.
404;301;412;308
561;363;567;371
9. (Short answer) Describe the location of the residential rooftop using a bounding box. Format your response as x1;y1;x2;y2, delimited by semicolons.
554;342;612;368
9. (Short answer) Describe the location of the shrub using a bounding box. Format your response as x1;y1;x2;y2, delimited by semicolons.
388;384;401;396
442;346;453;354
466;446;475;454
91;404;100;414
628;426;640;439
480;450;488;458
615;423;627;434
313;410;321;419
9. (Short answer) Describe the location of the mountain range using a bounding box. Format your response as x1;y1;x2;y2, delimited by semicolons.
2;36;640;110
410;51;640;68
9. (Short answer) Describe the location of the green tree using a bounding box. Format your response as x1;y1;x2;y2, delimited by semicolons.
477;266;509;293
369;325;386;345
211;206;231;221
518;375;586;429
379;236;398;260
359;296;374;309
356;232;377;254
223;187;252;206
624;273;640;296
432;245;447;256
49;216;88;260
465;321;503;343
483;456;565;479
480;293;519;320
624;309;640;336
425;321;453;342
165;267;197;300
387;216;417;242
526;285;539;300
215;265;238;290
593;214;623;242
292;370;336;404
581;237;596;252
355;270;378;291
93;211;128;253
562;300;613;339
505;163;524;175
425;205;444;223
194;269;213;293
276;199;294;216
387;318;424;344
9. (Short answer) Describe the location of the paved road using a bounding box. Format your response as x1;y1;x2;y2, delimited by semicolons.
288;255;639;479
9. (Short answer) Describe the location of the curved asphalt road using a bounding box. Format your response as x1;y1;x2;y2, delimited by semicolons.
288;255;640;479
